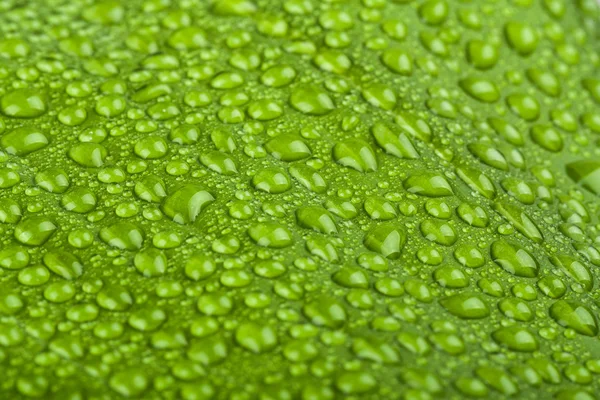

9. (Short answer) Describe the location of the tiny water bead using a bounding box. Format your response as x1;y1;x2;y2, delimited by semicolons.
0;0;599;398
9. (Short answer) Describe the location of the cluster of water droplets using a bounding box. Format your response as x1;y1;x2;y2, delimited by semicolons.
1;0;600;399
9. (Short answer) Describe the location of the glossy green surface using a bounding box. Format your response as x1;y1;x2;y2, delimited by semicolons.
1;0;600;399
